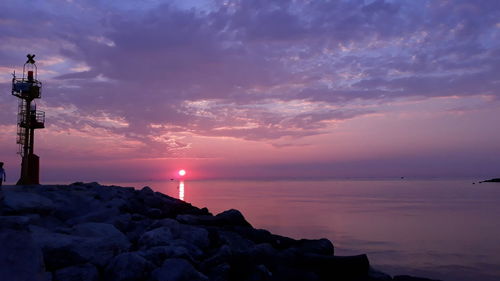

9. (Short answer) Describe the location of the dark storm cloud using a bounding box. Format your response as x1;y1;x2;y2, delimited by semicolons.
1;0;499;147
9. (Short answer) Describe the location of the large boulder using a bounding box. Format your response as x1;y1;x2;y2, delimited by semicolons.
0;217;50;281
205;263;231;281
151;258;208;281
301;254;371;280
368;268;393;281
2;189;54;214
201;245;232;269
393;276;442;281
66;207;122;225
30;226;86;271
178;209;252;228
215;209;252;227
295;238;334;256
128;189;209;218
229;226;273;244
177;224;210;250
140;186;155;195
0;187;4;207
139;219;209;251
104;252;154;281
217;230;255;253
138;226;175;249
71;222;131;267
53;263;99;281
140;245;195;266
31;223;131;269
72;222;128;239
41;189;102;222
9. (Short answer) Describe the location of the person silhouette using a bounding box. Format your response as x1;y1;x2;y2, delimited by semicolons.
0;162;5;186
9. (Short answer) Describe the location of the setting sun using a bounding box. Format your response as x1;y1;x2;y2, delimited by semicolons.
178;169;186;177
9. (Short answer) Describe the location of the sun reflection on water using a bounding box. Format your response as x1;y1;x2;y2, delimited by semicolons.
179;180;184;201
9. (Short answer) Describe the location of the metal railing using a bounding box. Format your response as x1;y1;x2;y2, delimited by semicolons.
12;78;42;99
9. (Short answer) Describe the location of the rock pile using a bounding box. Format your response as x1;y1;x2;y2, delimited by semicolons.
0;183;439;281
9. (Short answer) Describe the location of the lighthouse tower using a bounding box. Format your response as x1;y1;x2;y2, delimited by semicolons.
11;54;45;185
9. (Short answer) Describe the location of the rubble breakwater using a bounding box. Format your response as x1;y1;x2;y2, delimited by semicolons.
0;182;439;281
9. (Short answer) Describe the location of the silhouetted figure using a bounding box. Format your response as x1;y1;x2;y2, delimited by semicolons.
0;162;6;186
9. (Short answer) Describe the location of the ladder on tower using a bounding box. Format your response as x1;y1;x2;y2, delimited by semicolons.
16;99;26;156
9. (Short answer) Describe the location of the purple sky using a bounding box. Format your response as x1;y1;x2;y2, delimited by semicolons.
1;0;499;182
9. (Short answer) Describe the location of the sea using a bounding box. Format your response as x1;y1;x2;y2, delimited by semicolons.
109;178;500;281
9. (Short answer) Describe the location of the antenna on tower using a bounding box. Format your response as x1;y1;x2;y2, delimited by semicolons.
11;54;45;185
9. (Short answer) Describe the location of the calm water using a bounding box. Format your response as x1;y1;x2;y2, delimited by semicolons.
112;179;500;281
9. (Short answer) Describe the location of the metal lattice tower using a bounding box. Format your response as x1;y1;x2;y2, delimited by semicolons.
11;54;45;185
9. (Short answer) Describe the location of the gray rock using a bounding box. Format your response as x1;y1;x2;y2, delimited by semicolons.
53;264;99;281
77;237;130;267
141;186;155;194
72;222;127;239
271;265;321;281
268;234;297;250
43;190;102;222
2;189;54;214
176;214;215;225
215;209;252;227
0;224;50;281
248;243;277;263
217;230;254;253
169;239;205;259
32;223;131;268
122;219;152;244
201;245;232;269
131;213;147;221
393;276;442;281
368;267;393;281
276;247;301;263
139;219;209;251
151;258;208;281
179;210;252;228
178;224;210;250
141;245;194;266
89;185;119;202
206;263;231;281
148;218;182;230
139;226;175;249
109;213;133;232
301;254;370;280
66;207;121;225
295;238;334;256
104;198;128;210
0;187;4;206
71;223;131;267
30;225;86;271
146;208;163;218
247;264;272;281
0;215;31;229
105;252;154;281
72;182;101;188
230;227;273;244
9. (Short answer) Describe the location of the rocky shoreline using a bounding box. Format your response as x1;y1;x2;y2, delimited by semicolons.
479;178;500;183
0;182;439;281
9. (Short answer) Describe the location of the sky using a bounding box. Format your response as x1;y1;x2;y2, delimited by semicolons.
1;0;499;182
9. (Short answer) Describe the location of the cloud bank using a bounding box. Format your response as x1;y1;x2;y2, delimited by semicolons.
1;0;499;179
